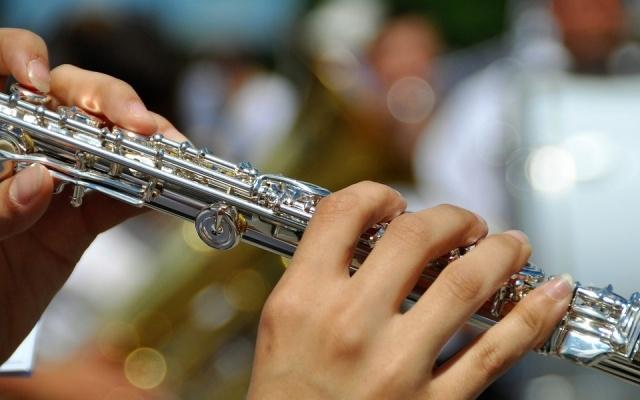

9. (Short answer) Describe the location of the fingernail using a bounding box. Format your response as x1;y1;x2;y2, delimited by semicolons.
543;273;574;301
505;230;529;244
27;59;50;93
10;164;46;206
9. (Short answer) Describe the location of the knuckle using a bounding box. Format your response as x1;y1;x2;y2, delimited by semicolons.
98;75;132;97
257;303;277;339
324;304;368;359
5;28;46;48
363;183;405;213
150;111;170;125
364;354;414;398
432;203;470;219
514;301;544;337
356;179;380;189
387;213;431;243
315;191;360;219
50;63;76;77
117;80;137;96
432;203;465;215
440;266;483;303
314;181;403;224
378;356;407;385
329;325;367;359
314;190;365;222
261;290;305;326
476;340;509;379
485;234;523;259
432;203;478;230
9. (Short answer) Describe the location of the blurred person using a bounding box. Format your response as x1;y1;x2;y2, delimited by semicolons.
356;14;442;162
0;28;186;366
14;14;445;398
0;28;576;399
415;0;640;398
0;7;304;399
309;13;443;184
553;0;626;74
416;0;638;232
6;14;193;371
58;18;441;394
176;56;299;166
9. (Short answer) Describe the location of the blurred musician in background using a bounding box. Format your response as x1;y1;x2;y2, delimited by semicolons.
416;0;640;398
0;2;604;399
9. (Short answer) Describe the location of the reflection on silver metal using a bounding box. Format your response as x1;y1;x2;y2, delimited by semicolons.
491;265;545;317
1;84;640;385
540;285;640;383
9;83;50;105
59;106;104;128
367;223;387;248
195;204;244;250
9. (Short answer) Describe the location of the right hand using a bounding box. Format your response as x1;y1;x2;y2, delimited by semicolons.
249;181;573;399
0;28;186;362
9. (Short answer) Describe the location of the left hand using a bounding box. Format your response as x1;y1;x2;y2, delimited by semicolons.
0;63;186;362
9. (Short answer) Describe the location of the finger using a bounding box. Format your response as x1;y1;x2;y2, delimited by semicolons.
49;64;157;134
77;190;144;236
431;274;574;399
352;205;487;310
291;181;406;280
404;231;531;358
0;28;50;92
0;159;14;181
0;164;53;240
14;182;146;276
149;111;187;142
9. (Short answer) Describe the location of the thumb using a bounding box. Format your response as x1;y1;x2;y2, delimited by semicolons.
0;164;53;239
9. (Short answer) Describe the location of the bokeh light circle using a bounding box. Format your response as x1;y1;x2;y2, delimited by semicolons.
124;347;168;390
526;145;576;193
386;76;435;123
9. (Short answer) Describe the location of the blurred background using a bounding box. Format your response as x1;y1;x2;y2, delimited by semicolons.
1;0;640;398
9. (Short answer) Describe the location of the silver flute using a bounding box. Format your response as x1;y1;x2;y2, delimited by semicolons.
0;84;639;385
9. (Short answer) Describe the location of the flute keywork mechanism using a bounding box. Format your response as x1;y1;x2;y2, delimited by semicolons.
1;84;639;385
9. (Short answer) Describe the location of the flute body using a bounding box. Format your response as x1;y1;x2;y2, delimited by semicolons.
0;84;639;385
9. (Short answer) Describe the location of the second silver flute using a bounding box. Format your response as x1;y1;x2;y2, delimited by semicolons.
0;84;639;385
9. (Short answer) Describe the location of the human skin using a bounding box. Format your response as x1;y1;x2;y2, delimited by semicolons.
1;28;572;400
248;182;573;399
0;28;185;363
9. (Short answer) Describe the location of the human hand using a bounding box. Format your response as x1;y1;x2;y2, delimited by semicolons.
248;181;573;399
0;28;185;362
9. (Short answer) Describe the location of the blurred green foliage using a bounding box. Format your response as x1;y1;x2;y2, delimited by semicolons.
305;0;509;48
390;0;508;48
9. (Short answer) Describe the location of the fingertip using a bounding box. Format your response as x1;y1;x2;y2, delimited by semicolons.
541;273;574;302
27;58;50;93
504;230;529;245
472;212;488;233
9;164;52;207
148;111;185;141
389;189;408;219
163;127;184;141
0;29;49;90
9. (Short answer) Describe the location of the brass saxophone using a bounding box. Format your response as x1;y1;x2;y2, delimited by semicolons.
1;84;639;386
